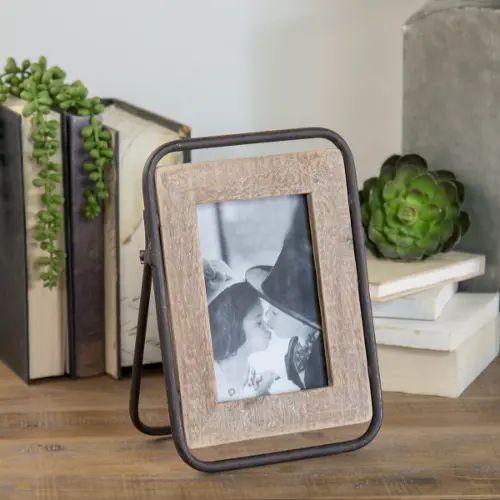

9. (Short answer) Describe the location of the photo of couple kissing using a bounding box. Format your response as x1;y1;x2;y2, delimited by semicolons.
199;195;328;403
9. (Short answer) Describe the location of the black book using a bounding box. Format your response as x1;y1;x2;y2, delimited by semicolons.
62;113;105;377
0;96;108;381
0;97;67;381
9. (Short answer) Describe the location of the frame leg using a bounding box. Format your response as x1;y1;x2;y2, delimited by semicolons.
129;262;172;436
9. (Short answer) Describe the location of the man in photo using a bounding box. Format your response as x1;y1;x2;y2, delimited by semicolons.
245;198;328;390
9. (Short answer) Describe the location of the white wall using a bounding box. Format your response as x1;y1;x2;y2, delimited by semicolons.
1;0;425;182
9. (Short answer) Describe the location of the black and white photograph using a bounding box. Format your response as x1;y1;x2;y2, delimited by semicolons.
197;194;328;403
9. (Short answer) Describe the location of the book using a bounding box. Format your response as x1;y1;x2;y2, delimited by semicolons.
101;99;190;378
61;112;105;377
371;282;457;320
367;250;485;302
377;315;499;397
375;293;499;351
0;96;67;381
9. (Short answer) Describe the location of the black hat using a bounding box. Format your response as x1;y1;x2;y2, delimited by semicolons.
245;198;322;331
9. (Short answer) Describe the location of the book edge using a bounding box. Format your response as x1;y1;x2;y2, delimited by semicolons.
370;255;485;301
375;293;499;351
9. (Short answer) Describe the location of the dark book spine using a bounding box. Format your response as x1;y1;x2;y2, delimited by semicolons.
62;113;105;377
0;106;30;382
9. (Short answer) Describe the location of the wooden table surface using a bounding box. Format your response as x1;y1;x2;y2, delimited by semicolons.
1;358;499;500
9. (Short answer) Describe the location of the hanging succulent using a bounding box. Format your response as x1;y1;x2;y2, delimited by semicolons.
0;56;113;288
359;154;470;261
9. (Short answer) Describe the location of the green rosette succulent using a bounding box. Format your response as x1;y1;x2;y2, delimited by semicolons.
359;154;470;261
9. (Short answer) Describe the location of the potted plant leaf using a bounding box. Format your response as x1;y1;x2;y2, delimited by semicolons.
359;153;470;261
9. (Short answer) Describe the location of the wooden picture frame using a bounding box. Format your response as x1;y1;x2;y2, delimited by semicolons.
132;128;382;472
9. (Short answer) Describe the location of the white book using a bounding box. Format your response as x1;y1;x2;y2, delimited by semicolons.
378;315;500;397
367;251;485;302
371;282;457;320
375;293;499;351
101;100;188;377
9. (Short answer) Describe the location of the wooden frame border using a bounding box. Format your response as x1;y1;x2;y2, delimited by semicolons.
142;128;382;472
156;149;371;449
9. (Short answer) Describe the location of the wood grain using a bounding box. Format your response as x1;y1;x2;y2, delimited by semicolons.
155;149;372;450
1;359;499;499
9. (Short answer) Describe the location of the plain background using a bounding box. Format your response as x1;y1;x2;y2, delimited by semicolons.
0;0;426;183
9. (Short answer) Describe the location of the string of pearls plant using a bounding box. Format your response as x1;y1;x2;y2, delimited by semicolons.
0;56;113;289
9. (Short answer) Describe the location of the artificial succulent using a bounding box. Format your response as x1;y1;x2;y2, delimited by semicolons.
359;154;470;261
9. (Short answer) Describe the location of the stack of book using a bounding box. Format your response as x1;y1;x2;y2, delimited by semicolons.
368;251;499;397
0;97;189;382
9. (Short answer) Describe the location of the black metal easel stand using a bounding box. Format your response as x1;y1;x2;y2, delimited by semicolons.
129;259;171;437
126;129;382;472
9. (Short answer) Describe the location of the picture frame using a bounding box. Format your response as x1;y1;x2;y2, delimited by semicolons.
130;128;382;472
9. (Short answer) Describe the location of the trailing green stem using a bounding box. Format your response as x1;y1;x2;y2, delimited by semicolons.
0;56;113;288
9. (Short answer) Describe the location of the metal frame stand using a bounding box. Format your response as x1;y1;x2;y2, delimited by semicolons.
128;128;383;472
129;258;171;437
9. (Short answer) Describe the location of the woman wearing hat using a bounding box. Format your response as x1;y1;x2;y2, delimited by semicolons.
246;197;328;390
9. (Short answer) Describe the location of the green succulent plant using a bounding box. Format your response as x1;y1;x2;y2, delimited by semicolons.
359;154;470;261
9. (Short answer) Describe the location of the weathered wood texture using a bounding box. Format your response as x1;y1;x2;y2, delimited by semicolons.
155;149;372;450
0;358;500;499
